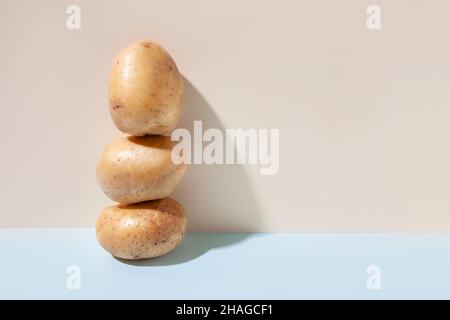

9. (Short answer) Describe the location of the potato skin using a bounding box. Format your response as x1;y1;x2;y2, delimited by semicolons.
96;135;186;204
96;198;187;260
108;40;183;136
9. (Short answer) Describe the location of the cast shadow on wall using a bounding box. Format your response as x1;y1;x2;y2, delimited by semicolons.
118;76;262;266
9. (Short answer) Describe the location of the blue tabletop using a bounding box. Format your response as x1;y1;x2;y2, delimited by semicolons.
0;229;449;299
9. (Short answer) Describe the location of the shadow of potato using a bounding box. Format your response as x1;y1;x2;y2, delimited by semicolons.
116;77;262;266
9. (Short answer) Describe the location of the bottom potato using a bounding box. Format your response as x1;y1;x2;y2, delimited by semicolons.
96;198;187;260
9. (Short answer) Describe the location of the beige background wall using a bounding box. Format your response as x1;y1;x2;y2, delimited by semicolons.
1;0;450;231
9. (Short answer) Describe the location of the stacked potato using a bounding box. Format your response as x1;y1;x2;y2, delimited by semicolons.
95;40;187;260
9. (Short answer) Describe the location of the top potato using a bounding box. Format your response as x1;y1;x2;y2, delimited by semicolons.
108;40;184;136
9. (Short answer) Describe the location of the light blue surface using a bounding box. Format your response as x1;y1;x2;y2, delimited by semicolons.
0;229;449;299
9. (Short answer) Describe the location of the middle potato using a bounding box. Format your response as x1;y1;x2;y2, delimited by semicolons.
96;135;186;204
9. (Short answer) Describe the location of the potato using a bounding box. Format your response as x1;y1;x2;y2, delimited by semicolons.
108;40;184;136
96;135;186;204
96;198;187;260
